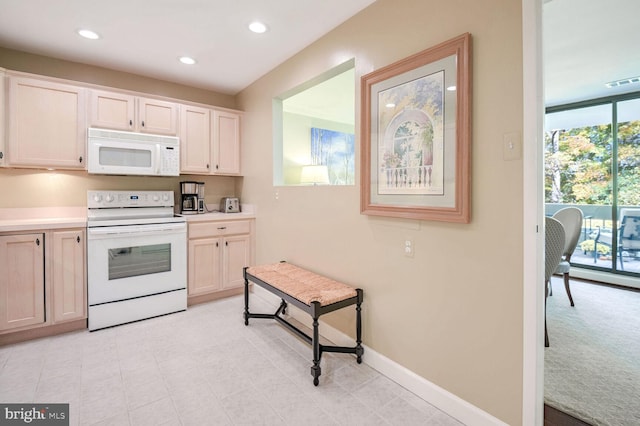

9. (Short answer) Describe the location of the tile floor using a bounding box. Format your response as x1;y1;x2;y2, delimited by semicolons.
0;295;464;425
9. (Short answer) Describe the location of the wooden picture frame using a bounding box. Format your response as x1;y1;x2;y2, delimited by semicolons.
360;33;472;223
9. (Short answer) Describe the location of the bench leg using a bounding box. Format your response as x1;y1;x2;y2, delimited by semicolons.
355;288;364;363
243;269;250;326
311;303;321;386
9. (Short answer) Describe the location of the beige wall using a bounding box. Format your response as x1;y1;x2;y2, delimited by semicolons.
237;0;524;424
0;169;237;210
0;47;236;108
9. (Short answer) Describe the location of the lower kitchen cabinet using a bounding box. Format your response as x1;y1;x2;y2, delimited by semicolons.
0;233;45;331
51;229;86;323
187;218;254;305
0;228;87;343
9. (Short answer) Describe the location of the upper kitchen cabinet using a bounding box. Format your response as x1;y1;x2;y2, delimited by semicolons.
180;104;211;173
213;110;241;175
179;107;241;175
7;75;86;169
89;89;178;136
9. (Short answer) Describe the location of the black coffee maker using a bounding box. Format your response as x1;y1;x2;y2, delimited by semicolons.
180;181;199;214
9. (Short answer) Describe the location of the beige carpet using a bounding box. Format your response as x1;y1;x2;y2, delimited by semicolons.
544;277;640;426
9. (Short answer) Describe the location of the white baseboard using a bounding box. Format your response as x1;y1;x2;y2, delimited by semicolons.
249;285;508;426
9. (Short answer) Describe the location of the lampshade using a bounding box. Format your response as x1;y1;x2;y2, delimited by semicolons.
300;165;330;185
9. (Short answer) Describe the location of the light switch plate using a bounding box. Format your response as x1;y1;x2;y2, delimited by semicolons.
503;132;522;161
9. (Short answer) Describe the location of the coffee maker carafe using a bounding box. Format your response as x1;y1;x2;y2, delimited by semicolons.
180;181;199;214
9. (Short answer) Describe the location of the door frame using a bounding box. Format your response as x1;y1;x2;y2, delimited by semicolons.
522;0;544;424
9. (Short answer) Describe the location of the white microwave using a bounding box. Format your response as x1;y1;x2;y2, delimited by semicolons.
87;128;180;176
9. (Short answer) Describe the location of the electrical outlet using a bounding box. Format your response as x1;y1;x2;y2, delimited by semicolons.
274;190;279;200
404;239;414;257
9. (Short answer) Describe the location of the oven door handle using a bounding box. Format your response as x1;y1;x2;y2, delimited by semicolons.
88;222;186;238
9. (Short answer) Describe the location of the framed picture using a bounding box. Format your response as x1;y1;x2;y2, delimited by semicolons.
310;127;355;185
360;33;472;223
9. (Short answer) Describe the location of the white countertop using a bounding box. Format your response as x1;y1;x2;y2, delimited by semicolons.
178;204;256;222
181;211;256;222
0;204;256;231
0;207;87;232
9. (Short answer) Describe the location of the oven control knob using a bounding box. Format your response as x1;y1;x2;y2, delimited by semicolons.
162;193;170;202
152;194;160;202
92;194;103;203
105;194;115;203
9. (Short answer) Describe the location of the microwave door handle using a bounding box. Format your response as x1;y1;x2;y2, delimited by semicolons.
155;144;161;175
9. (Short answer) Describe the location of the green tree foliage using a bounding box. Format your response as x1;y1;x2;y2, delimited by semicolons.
545;119;640;206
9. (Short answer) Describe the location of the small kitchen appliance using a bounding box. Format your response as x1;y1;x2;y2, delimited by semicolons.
220;197;240;213
197;182;205;213
87;128;180;176
180;181;200;214
86;190;187;331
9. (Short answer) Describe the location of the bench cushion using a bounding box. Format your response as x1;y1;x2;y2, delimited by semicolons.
247;263;357;307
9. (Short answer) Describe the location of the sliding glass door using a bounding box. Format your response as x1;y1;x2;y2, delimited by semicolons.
545;93;640;277
616;98;640;273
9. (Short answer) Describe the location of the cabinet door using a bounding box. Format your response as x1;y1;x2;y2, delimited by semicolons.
89;89;136;131
180;105;211;173
212;110;240;175
51;230;86;323
188;237;222;295
0;69;5;166
0;234;45;331
8;76;86;169
138;98;178;135
222;234;250;289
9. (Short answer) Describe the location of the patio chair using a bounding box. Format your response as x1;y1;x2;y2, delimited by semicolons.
618;208;640;271
551;207;583;306
545;217;565;347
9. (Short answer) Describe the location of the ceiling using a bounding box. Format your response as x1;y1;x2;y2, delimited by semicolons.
0;0;638;107
544;0;640;106
0;0;375;95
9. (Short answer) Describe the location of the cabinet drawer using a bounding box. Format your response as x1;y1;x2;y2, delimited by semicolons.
189;220;251;239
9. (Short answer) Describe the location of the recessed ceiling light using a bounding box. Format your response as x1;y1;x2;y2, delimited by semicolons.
447;85;457;91
248;21;268;34
179;56;196;65
77;29;100;40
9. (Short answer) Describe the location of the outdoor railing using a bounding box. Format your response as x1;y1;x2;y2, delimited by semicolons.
545;203;640;274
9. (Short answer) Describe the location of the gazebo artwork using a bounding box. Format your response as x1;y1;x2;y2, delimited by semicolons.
377;70;444;195
310;127;355;185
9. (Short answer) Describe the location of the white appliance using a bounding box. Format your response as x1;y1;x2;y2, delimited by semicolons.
87;190;187;331
87;128;180;176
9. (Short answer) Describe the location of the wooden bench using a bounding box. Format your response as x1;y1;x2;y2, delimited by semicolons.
243;262;364;386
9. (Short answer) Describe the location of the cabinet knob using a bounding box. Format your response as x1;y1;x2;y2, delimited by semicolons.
79;156;83;163
0;152;3;159
217;227;226;230
206;164;210;169
36;238;40;246
216;242;219;247
129;119;133;126
141;120;145;127
216;164;219;170
77;236;81;243
225;241;228;246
